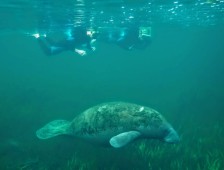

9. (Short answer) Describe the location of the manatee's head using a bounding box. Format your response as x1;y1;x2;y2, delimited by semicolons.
159;123;180;143
141;121;180;143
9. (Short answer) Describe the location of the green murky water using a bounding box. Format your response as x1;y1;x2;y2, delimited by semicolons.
0;0;224;169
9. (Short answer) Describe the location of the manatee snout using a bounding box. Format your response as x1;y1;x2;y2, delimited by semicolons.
163;127;180;143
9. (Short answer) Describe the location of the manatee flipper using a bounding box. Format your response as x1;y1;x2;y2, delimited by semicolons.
109;131;141;148
36;120;72;139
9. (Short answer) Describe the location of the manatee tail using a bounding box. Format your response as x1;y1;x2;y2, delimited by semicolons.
36;120;72;139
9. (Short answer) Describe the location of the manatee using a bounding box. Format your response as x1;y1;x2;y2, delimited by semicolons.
36;102;179;148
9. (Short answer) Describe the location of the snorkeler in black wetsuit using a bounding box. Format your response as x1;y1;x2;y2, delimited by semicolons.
98;26;151;51
35;26;98;56
34;25;150;55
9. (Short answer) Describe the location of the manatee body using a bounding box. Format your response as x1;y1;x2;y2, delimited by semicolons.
36;102;179;148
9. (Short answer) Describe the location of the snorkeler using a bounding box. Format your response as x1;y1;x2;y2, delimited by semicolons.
98;26;151;50
34;26;98;56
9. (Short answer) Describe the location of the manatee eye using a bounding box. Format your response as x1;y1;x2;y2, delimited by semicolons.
161;128;170;136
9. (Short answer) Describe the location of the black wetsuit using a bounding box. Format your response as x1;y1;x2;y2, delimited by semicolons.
38;26;94;56
99;26;151;50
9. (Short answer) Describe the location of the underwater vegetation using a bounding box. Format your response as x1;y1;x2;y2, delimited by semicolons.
2;123;221;170
62;123;224;170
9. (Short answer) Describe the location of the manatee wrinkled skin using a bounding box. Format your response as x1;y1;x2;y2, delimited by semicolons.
36;102;179;148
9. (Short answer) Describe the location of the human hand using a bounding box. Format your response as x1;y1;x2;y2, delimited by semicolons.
75;49;87;56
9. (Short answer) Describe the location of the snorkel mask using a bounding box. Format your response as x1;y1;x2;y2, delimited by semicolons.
87;28;99;39
139;27;151;39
